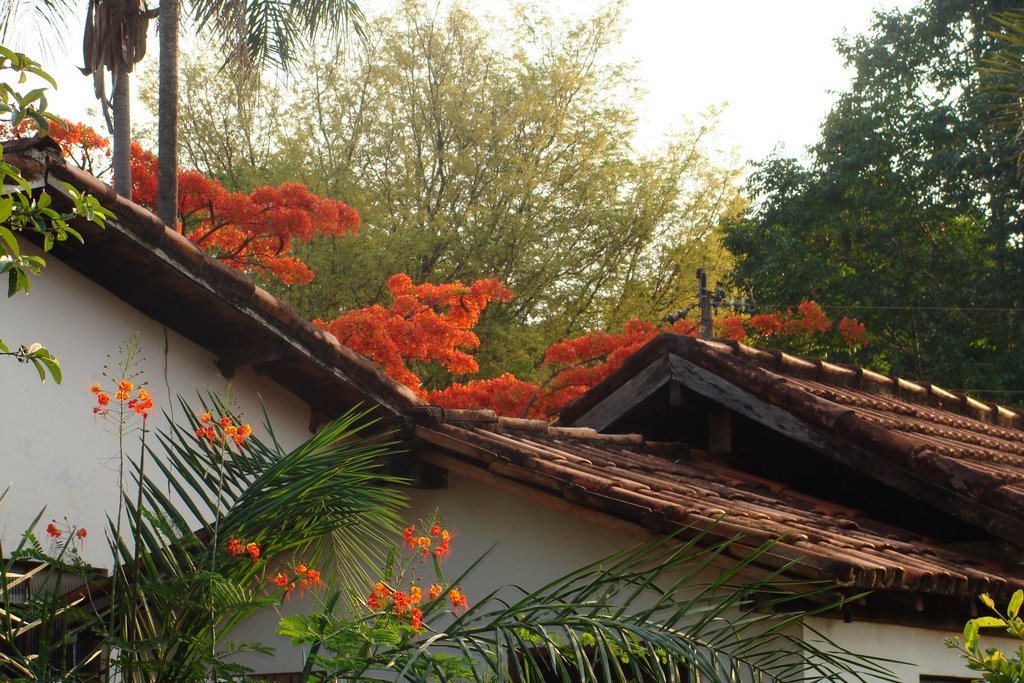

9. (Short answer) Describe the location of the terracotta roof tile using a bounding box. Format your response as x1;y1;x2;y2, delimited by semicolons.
411;414;1024;600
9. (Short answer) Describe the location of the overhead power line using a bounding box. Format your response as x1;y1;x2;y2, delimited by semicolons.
755;304;1024;313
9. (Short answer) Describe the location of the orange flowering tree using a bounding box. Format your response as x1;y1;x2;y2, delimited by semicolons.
428;302;869;419
313;274;513;395
1;120;359;285
317;274;870;420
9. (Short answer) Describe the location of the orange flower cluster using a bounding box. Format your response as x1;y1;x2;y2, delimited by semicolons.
366;581;426;631
839;317;870;348
365;518;467;633
226;538;261;563
269;563;325;599
130;143;359;285
314;274;512;396
195;412;252;446
91;380;154;418
403;522;451;560
46;522;87;540
0;119;110;175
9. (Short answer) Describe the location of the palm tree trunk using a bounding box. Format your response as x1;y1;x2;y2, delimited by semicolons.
112;66;131;199
156;0;178;228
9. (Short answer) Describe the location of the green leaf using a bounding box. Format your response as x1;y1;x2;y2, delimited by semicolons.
0;196;13;224
29;357;45;382
982;594;997;611
0;223;19;258
18;88;44;105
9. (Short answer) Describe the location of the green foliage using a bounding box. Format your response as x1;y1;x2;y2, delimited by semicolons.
0;401;408;682
982;10;1024;168
104;400;407;681
153;2;744;383
0;46;62;133
0;491;104;682
0;45;113;383
948;591;1024;683
723;0;1024;394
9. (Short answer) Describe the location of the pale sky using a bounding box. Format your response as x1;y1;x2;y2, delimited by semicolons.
22;0;916;168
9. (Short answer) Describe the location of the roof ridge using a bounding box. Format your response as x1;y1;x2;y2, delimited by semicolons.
700;337;1024;430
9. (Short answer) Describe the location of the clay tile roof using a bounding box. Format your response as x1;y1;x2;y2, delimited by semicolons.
409;411;1024;600
554;333;1024;546
5;137;420;418
405;336;1024;607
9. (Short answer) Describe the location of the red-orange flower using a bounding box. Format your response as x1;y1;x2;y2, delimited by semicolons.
127;389;154;417
429;583;442;601
449;587;468;611
299;568;323;591
416;536;431;552
393;590;411;613
430;525;441;536
114;379;134;401
46;523;61;538
226;538;243;555
76;528;87;539
246;542;260;561
410;607;422;631
270;572;289;587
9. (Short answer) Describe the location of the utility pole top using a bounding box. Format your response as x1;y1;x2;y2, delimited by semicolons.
697;269;713;339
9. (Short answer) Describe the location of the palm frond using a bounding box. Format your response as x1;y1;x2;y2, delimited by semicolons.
293;527;900;682
107;399;407;680
189;0;364;72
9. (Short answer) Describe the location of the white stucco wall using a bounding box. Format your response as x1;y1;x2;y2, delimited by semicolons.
806;616;1011;682
0;241;313;569
236;473;1004;681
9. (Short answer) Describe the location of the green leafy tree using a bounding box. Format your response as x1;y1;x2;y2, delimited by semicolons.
153;2;745;383
723;0;1024;395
